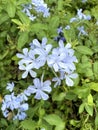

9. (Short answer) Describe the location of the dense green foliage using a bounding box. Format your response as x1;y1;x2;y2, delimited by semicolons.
1;0;98;129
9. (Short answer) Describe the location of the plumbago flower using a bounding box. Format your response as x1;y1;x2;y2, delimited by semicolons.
6;82;14;92
17;37;52;78
2;37;78;120
17;37;78;87
22;0;50;21
1;84;29;120
70;8;91;23
25;77;52;100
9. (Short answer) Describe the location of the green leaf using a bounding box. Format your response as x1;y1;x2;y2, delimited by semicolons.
79;103;85;114
0;118;8;126
95;112;98;129
49;16;59;29
12;19;22;26
57;0;63;11
90;82;98;92
52;92;66;101
17;32;29;49
65;91;77;100
6;2;16;18
85;103;93;116
43;114;65;127
93;61;98;75
87;94;93;106
0;13;9;25
17;11;30;24
20;119;36;130
76;46;93;56
73;87;90;99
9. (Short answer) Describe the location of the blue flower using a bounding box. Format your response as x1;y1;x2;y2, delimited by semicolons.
1;85;29;120
6;82;14;92
81;0;87;3
65;73;78;86
27;78;51;100
65;25;70;30
57;27;63;34
32;37;52;67
52;77;61;88
19;62;37;78
32;0;50;17
70;8;91;23
77;26;88;36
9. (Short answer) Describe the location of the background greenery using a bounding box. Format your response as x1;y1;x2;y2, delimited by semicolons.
0;0;98;129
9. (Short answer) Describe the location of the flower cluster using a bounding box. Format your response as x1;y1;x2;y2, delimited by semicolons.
2;37;78;120
1;83;29;120
17;37;78;87
22;0;50;21
70;8;91;23
1;76;51;120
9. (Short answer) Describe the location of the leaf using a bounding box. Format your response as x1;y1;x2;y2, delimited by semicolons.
65;91;77;100
90;82;98;92
20;119;36;130
93;61;98;75
73;87;90;99
84;103;93;116
17;32;29;49
87;94;93;106
79;103;85;114
0;13;9;25
43;114;65;128
95;112;98;129
52;92;66;101
12;19;22;26
17;11;30;24
0;118;8;126
6;2;16;18
49;16;59;29
57;0;63;11
76;46;93;56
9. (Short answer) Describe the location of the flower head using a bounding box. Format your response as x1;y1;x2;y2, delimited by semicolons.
6;82;15;92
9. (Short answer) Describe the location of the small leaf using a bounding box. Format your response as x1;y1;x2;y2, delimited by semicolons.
76;46;93;56
43;114;65;127
21;119;36;130
17;32;29;49
12;19;22;26
85;103;93;116
17;11;30;24
87;94;93;106
90;82;98;92
93;61;98;75
79;103;85;114
95;112;98;129
7;2;16;18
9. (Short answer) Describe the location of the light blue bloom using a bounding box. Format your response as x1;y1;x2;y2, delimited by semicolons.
47;40;78;73
77;26;88;36
57;26;63;34
13;111;27;120
19;62;37;78
81;0;87;3
65;25;70;30
16;48;29;59
65;73;78;86
70;17;78;23
32;37;52;67
6;82;14;92
32;0;50;17
52;77;61;88
27;78;51;100
70;8;91;23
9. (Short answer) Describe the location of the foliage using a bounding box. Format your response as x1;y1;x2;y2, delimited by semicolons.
0;0;98;129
